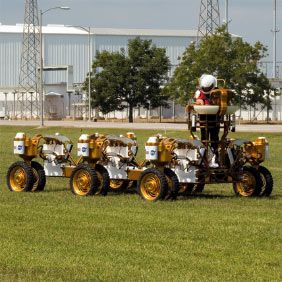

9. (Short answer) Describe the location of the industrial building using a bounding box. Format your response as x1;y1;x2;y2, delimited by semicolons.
0;23;281;121
0;24;198;120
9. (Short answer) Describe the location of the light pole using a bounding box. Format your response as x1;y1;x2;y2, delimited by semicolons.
272;0;280;120
39;6;70;127
67;25;92;122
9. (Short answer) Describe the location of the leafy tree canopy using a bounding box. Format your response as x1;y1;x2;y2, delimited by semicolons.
164;26;272;110
85;37;170;122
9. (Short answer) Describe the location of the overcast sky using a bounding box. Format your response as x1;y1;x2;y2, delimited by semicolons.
0;0;281;62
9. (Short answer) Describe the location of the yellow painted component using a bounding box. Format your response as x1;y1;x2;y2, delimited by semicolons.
140;172;161;201
126;132;136;140
9;166;27;192
62;166;75;178
235;171;256;197
245;137;268;163
127;169;143;181
77;134;106;160
210;88;228;116
158;138;175;163
253;137;268;161
88;136;106;160
89;141;103;159
185;104;194;113
72;169;91;196
145;137;176;163
218;88;228;116
109;180;124;190
24;138;38;157
15;134;40;159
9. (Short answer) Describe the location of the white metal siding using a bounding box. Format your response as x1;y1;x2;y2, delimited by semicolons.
0;34;22;87
0;28;194;88
44;34;89;84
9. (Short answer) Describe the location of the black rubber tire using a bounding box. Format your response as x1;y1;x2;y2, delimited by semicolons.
192;183;205;194
127;180;137;192
70;164;99;196
233;166;262;197
258;166;273;197
31;161;46;192
178;183;193;196
137;168;168;202
6;161;34;192
109;179;130;193
95;164;110;196
164;168;179;200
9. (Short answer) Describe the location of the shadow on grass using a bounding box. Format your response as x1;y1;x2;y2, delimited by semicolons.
178;193;281;200
42;187;70;193
178;193;234;200
32;188;282;201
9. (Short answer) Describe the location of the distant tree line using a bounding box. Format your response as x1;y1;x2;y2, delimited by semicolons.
84;27;274;123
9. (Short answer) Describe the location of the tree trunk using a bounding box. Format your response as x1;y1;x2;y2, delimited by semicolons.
128;105;134;123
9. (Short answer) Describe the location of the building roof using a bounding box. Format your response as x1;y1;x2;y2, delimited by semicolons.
0;24;198;37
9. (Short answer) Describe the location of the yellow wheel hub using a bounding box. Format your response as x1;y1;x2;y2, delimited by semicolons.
237;172;256;197
72;170;91;196
140;173;161;201
9;166;27;192
110;180;124;190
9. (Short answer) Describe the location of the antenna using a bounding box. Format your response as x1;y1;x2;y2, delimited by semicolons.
18;0;40;119
197;0;221;41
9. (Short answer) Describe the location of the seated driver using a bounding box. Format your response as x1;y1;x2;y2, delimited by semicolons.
194;74;219;167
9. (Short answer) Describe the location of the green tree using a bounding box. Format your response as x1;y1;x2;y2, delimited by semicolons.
164;26;273;115
85;37;170;123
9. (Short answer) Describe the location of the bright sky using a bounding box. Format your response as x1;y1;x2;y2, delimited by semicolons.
0;0;281;62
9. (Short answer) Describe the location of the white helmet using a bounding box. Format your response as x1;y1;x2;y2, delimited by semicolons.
199;74;217;92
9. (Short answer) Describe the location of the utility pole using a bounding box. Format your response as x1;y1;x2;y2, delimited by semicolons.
272;0;280;120
272;0;279;79
197;0;220;41
18;0;40;119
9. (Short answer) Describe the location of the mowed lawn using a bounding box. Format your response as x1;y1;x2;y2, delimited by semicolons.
0;125;281;281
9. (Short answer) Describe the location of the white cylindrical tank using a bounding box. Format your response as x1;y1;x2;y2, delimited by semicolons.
145;136;159;160
14;132;26;155
77;134;90;157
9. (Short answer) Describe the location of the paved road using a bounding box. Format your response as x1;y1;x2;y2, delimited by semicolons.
1;120;282;133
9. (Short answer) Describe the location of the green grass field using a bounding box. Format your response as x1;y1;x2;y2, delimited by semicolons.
0;125;281;281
